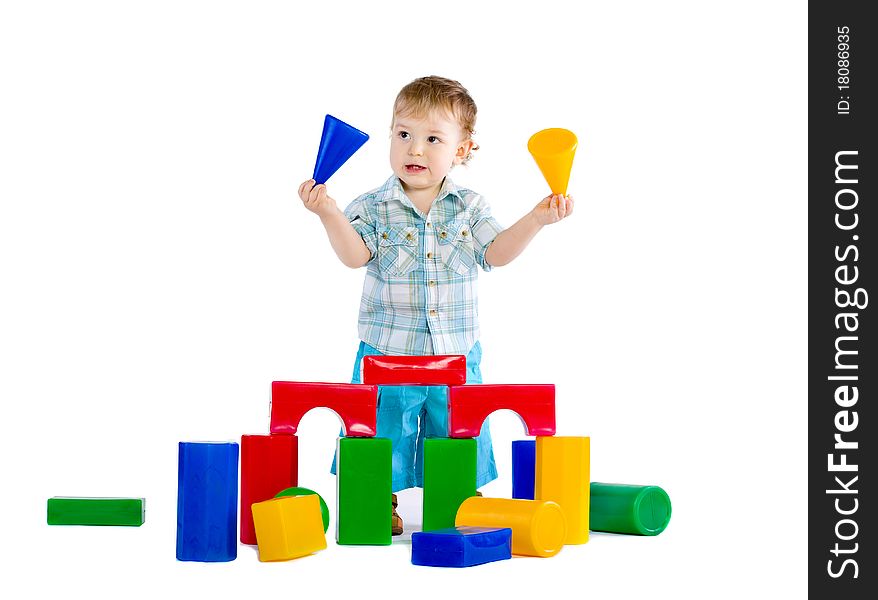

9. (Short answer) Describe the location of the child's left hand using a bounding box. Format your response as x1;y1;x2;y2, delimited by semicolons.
532;194;574;226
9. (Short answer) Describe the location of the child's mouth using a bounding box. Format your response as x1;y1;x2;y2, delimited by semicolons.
405;164;427;173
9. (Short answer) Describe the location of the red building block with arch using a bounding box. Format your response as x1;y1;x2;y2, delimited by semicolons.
270;382;378;437
447;384;556;438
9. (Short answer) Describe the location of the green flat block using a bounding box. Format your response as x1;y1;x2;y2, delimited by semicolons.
337;437;391;545
422;438;476;531
47;497;145;526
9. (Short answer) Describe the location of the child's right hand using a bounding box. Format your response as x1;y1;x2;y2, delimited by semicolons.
298;179;337;217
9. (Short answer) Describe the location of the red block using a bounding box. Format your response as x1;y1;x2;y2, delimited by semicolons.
240;434;298;545
447;385;556;438
363;355;467;385
270;382;378;437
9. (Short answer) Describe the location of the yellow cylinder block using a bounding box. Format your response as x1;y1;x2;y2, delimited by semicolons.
455;496;566;558
535;435;590;545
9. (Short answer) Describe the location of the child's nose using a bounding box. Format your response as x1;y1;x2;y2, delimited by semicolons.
408;140;424;156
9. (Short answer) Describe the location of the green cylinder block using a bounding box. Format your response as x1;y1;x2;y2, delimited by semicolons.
589;483;671;535
275;487;330;533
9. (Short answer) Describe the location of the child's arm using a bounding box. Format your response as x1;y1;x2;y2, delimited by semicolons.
298;179;371;268
485;194;574;267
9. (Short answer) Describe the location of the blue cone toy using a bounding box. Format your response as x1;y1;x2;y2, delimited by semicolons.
312;114;369;184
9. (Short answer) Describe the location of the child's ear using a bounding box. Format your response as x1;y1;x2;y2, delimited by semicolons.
454;139;475;165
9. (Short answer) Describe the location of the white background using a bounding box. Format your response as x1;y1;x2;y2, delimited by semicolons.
0;1;807;598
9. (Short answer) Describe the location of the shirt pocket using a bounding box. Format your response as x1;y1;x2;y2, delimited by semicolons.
377;225;419;277
437;221;477;276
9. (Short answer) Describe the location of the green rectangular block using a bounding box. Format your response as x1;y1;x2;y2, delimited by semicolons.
47;497;145;526
336;437;391;545
422;438;476;531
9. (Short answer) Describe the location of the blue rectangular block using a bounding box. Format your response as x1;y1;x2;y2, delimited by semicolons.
176;441;239;562
411;526;512;567
512;439;536;500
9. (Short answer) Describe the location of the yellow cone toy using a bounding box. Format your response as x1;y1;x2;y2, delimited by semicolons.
527;128;578;195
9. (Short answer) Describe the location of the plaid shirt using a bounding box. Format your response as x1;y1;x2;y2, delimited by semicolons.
344;175;504;356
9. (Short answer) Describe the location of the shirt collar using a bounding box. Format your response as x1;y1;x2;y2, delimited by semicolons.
375;175;465;206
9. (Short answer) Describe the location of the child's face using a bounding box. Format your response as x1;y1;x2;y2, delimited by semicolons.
390;109;473;200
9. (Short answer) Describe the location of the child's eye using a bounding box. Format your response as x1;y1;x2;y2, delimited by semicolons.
398;131;410;140
427;136;441;144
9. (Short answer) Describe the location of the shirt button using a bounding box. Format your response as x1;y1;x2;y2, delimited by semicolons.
405;233;413;241
461;230;468;237
381;232;388;239
428;280;436;287
429;309;437;316
427;252;433;259
440;231;447;238
426;222;432;227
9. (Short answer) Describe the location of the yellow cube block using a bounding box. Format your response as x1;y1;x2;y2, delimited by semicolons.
251;494;327;561
535;436;590;545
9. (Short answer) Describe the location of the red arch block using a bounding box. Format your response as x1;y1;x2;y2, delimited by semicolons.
271;382;378;437
363;355;467;385
448;384;556;438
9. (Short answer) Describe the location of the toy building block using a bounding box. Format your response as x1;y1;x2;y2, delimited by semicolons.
422;438;477;531
276;486;330;533
455;497;566;558
535;436;590;545
447;384;556;438
271;381;378;437
312;114;369;185
47;497;144;526
240;434;299;545
176;441;239;562
251;495;327;562
412;526;512;567
362;354;467;385
590;483;672;536
336;437;391;545
511;439;536;500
